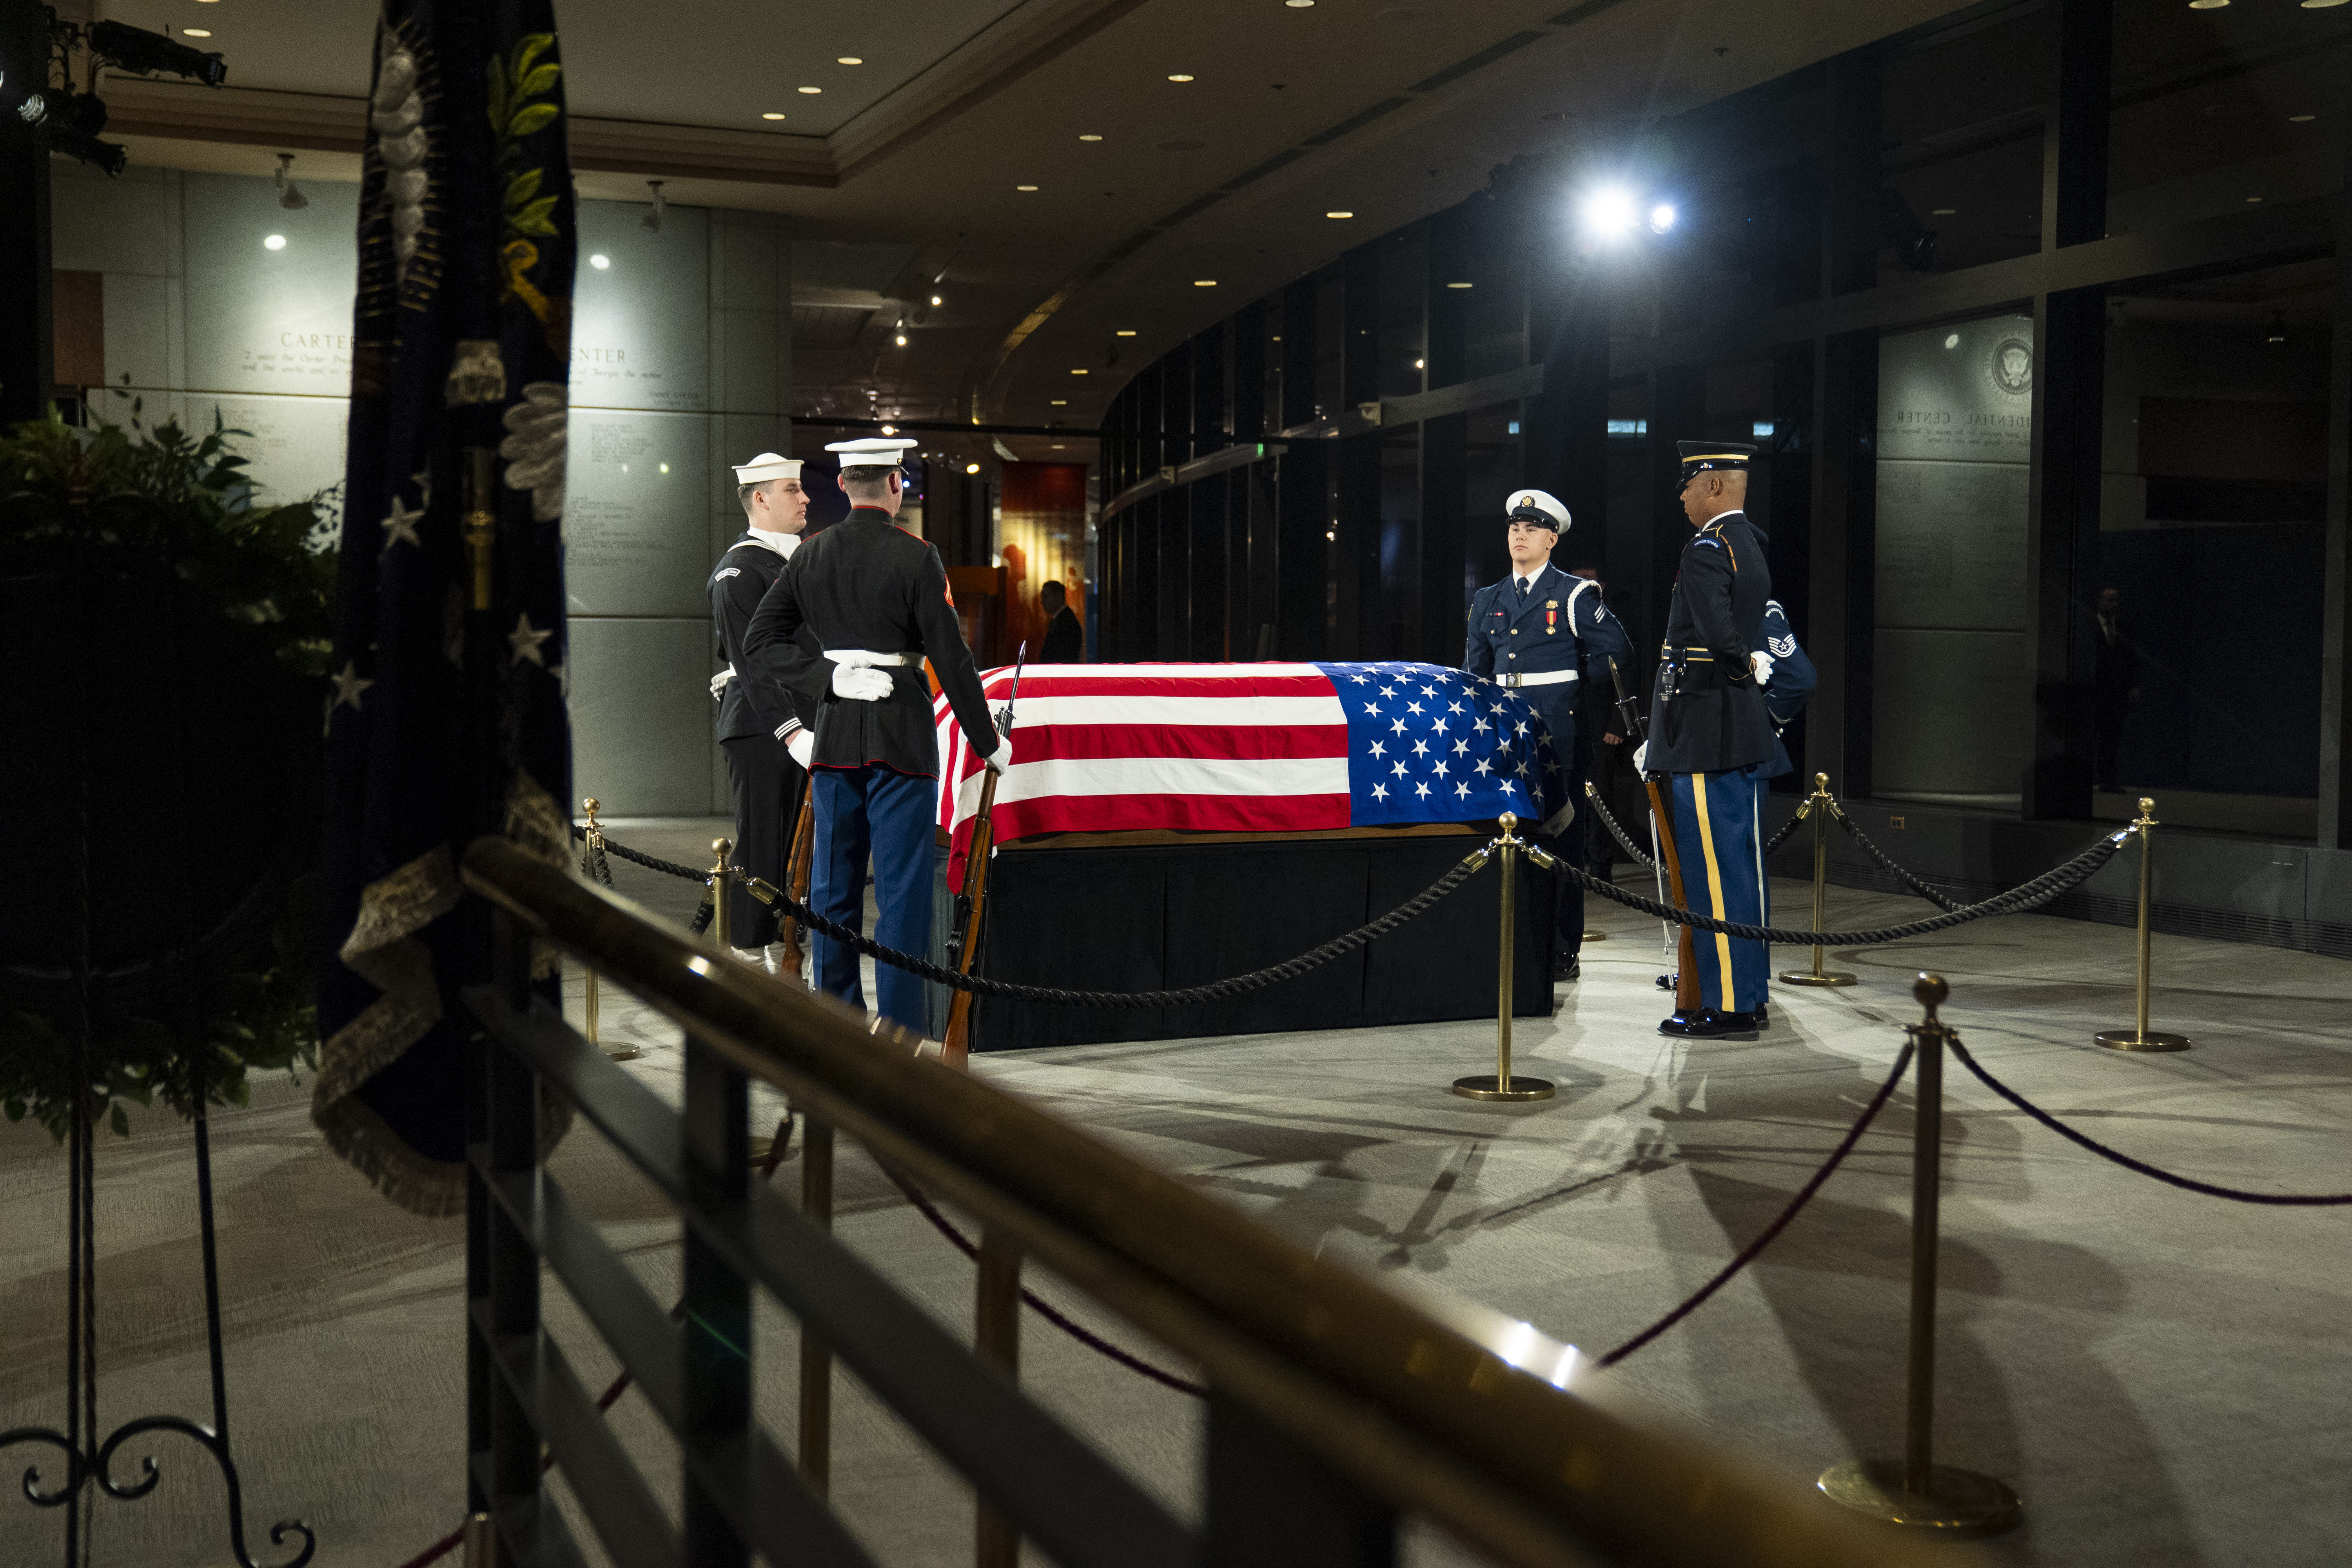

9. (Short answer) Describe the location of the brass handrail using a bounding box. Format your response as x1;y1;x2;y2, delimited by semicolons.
461;836;1974;1568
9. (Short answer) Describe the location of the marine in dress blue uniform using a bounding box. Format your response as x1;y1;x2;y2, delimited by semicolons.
742;438;1006;1036
1642;442;1777;1038
1463;488;1630;976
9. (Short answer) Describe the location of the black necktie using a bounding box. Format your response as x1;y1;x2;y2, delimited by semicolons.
1516;577;1529;601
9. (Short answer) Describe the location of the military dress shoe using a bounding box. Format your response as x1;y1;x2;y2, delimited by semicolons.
1554;953;1581;981
1657;1007;1764;1040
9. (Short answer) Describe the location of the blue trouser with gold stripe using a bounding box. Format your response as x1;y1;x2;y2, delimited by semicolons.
1669;767;1769;1013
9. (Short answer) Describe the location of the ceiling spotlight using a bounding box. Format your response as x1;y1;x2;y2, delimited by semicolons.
1647;201;1676;234
930;293;944;306
1932;207;1957;215
1116;329;1137;336
895;332;908;346
274;152;309;211
1193;279;1217;287
1079;133;1103;141
761;111;787;120
799;85;822;94
966;462;982;475
1168;73;1196;82
1288;0;1316;7
1445;280;1472;289
263;234;287;250
837;55;864;64
1326;210;1354;219
183;27;212;37
1017;183;1039;191
640;179;667;234
588;253;610;269
1581;185;1639;240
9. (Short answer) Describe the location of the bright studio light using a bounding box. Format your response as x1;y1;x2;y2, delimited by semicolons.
965;462;982;474
588;253;610;269
263;234;287;250
1648;202;1676;234
1581;186;1639;240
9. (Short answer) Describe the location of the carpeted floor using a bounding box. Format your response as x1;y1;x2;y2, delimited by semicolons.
3;816;2347;1567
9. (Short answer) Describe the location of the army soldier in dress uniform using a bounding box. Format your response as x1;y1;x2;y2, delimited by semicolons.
1464;489;1630;977
742;437;1007;1036
709;452;815;972
1638;442;1776;1038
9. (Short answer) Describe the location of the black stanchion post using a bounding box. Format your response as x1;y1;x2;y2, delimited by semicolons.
1819;974;2021;1535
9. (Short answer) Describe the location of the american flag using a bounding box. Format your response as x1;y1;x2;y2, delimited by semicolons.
933;662;1564;886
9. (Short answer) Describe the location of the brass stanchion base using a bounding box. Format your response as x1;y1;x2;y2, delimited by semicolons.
1581;931;1608;942
1818;1460;2021;1535
1451;1074;1554;1102
2093;1029;2192;1052
1779;970;1857;987
604;1046;642;1062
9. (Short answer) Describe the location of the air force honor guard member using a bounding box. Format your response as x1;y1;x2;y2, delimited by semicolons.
1464;489;1630;977
1641;442;1775;1038
742;437;1007;1037
709;452;815;972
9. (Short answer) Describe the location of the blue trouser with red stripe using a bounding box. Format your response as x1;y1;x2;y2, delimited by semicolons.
1669;766;1770;1014
810;764;936;1034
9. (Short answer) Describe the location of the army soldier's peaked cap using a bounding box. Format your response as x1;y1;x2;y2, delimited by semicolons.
1506;488;1571;532
825;436;918;471
1677;440;1756;486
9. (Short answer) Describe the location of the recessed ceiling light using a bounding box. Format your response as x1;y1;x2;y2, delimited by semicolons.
1326;210;1354;219
837;55;864;64
1071;368;1089;374
931;294;944;306
1194;279;1217;287
1079;133;1103;142
966;462;982;474
1017;184;1040;191
2298;0;2344;7
2246;194;2263;202
1931;207;1956;215
588;253;610;269
799;85;822;94
263;234;286;250
183;27;211;36
2267;333;2287;341
1445;281;1471;289
1116;329;1137;336
1168;73;1196;82
2288;113;2319;121
1051;399;1069;405
2187;0;2228;8
761;112;787;120
1288;0;1316;6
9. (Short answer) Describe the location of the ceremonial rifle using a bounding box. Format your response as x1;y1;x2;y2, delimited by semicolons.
774;789;817;980
1607;656;1701;1017
942;645;1024;1069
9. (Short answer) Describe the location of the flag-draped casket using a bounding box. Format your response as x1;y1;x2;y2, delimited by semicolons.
933;662;1568;884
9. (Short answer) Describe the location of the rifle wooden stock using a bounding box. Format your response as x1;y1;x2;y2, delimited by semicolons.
776;789;817;981
1643;776;1703;1014
940;768;1000;1071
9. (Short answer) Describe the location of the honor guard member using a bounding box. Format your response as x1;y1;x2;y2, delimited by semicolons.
1639;442;1776;1038
1759;599;1816;781
742;437;1006;1037
709;452;816;972
1464;488;1630;977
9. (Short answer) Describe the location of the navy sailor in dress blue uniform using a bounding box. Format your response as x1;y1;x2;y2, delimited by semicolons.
1641;442;1777;1038
742;438;1007;1037
1464;489;1630;977
708;451;817;972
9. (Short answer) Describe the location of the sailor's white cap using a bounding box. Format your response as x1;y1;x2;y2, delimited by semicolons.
825;436;918;468
1507;489;1571;531
731;451;801;485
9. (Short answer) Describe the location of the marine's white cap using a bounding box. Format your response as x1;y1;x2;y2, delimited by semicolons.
825;436;919;468
731;452;801;485
1507;489;1571;532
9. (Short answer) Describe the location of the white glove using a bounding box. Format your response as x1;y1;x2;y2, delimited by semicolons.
1632;741;1649;773
1749;651;1776;687
983;735;1013;776
831;664;893;702
786;728;815;769
709;666;732;702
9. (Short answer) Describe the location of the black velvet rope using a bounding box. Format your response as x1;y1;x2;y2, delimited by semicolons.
1584;786;1657;868
1945;1037;2352;1206
877;1166;1209;1397
1564;827;2126;947
1830;806;1966;913
1762;805;1806;857
1599;1041;1916;1367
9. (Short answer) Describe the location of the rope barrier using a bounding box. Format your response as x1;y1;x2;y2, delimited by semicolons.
1762;807;1806;858
1597;1042;1916;1367
1565;826;2126;947
1584;786;1657;868
568;822;1487;1007
877;1166;1210;1397
1829;806;1966;914
1945;1038;2352;1206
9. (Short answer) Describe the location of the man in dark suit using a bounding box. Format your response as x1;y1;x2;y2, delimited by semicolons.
707;452;814;973
1641;441;1775;1039
1463;489;1630;978
1038;579;1084;663
2092;586;2138;791
743;438;1006;1036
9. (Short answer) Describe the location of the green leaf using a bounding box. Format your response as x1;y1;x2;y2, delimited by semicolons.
517;63;560;101
512;33;554;79
109;1102;130;1138
505;168;543;211
486;59;509;135
507;102;559;139
511;195;560;236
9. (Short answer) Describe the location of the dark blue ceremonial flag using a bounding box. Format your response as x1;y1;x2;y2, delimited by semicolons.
315;0;575;1214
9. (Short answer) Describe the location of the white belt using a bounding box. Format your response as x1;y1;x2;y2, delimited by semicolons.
829;649;917;667
1494;669;1578;689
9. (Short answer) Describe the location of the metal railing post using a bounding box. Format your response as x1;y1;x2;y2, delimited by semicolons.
684;841;753;1566
484;905;543;1555
2094;798;2190;1052
1778;774;1855;988
1819;975;2020;1536
799;1112;835;1497
1453;813;1553;1102
975;1227;1022;1568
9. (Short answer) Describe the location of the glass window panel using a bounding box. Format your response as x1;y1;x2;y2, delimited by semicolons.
1378;231;1426;400
1880;7;2056;274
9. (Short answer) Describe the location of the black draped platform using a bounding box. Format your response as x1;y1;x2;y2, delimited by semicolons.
958;829;1556;1052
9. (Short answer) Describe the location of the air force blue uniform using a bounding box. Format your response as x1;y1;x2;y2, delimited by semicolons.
1465;560;1630;955
1759;599;1816;780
